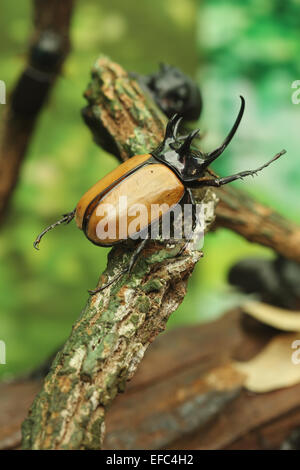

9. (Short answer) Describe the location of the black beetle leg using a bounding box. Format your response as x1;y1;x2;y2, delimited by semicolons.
88;271;124;295
127;235;149;273
88;235;149;295
176;189;197;256
188;150;286;188
33;209;76;250
188;189;197;232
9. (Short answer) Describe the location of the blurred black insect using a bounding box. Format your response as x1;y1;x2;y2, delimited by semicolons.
133;63;202;121
229;255;300;310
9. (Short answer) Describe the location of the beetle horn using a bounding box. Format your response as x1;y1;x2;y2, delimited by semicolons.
203;95;245;168
178;129;200;156
172;116;183;139
33;209;75;250
164;114;182;140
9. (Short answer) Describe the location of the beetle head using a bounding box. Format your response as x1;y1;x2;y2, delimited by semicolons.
151;96;245;181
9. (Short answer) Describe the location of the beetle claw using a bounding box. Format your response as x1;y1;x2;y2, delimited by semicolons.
33;240;40;250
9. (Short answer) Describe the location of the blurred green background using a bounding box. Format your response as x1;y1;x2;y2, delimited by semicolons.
0;0;298;379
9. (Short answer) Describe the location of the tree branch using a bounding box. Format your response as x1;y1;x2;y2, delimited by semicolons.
214;185;300;263
0;0;74;223
21;56;217;450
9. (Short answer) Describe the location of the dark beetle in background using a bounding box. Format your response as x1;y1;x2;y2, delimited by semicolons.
34;97;285;294
229;255;300;310
11;31;63;116
133;63;202;121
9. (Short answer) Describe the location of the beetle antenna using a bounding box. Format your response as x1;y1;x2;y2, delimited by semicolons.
33;209;76;250
203;95;245;168
178;129;200;157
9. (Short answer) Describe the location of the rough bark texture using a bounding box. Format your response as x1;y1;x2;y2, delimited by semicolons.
3;310;300;450
104;311;300;451
0;0;74;223
21;56;217;450
81;57;167;160
215;185;300;263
